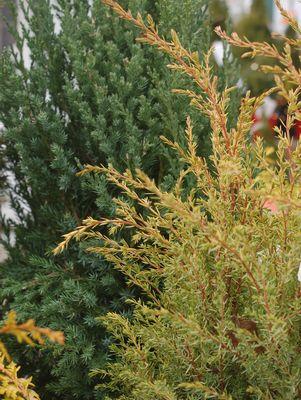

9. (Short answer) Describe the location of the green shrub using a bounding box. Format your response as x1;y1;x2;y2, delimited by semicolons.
57;1;301;398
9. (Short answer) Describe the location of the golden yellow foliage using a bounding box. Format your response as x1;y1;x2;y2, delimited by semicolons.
0;357;40;400
54;1;301;398
0;312;64;400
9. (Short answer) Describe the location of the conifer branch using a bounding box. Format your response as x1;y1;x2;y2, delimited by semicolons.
102;0;232;151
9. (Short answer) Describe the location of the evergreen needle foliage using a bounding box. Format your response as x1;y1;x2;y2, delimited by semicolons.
57;0;301;398
0;0;238;398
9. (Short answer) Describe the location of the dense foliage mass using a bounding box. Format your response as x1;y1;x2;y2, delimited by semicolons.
0;0;238;398
57;0;301;398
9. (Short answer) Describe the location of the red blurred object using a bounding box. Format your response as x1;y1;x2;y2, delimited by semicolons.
251;100;301;141
263;199;278;213
268;113;278;131
294;120;301;139
251;112;263;140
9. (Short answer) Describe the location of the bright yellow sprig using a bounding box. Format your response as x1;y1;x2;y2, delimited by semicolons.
0;356;39;400
0;312;64;400
0;311;64;353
